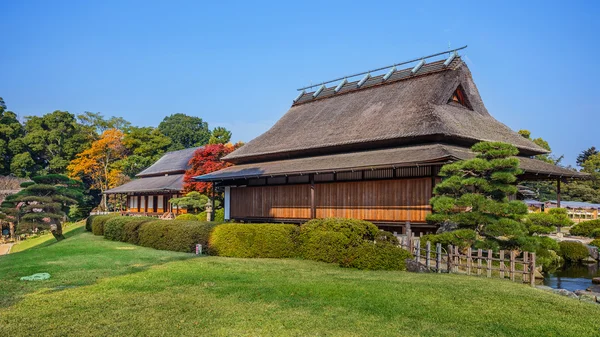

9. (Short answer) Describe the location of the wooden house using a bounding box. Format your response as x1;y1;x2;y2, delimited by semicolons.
195;49;586;234
104;147;200;216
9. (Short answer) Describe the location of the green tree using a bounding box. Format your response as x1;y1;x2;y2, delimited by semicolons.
576;146;598;168
77;111;131;136
158;113;211;150
22;110;93;175
11;175;82;241
208;126;232;145
0;97;25;175
169;191;217;213
428;142;529;246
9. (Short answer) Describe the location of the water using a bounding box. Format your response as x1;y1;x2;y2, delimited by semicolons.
543;263;600;292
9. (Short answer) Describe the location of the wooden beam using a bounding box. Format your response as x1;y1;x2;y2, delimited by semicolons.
310;174;316;219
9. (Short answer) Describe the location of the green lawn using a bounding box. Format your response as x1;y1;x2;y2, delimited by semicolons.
9;221;86;253
1;229;599;336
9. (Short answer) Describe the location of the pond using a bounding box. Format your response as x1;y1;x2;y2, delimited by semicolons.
543;263;600;292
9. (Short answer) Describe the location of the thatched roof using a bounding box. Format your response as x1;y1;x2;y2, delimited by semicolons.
104;174;184;194
136;147;201;177
197;143;585;182
224;58;547;164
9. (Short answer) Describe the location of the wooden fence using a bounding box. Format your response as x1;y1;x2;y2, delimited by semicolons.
400;238;536;286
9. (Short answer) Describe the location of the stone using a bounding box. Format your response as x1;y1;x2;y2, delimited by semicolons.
405;259;430;273
579;294;598;304
589;246;599;260
551;288;578;299
582;256;597;264
593;277;600;284
586;284;600;293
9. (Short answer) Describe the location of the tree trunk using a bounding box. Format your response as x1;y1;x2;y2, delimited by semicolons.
102;193;108;212
51;221;66;241
9;222;15;239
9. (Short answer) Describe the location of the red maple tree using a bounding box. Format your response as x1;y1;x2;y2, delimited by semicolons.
183;143;240;193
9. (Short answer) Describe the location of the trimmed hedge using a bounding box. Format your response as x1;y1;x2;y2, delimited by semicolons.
340;242;412;270
138;220;217;253
209;224;299;258
299;218;383;263
104;217;155;242
558;241;590;262
175;213;198;221
569;219;600;237
90;214;120;236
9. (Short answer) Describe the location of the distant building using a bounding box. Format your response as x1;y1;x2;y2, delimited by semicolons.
104;147;200;215
196;49;586;234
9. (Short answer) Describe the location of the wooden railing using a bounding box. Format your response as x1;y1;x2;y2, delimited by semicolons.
399;238;536;286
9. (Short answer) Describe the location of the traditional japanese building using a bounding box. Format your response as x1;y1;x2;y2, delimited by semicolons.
195;47;586;233
104;147;200;215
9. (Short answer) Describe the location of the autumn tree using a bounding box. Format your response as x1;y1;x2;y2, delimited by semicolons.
68;129;127;210
183;143;240;194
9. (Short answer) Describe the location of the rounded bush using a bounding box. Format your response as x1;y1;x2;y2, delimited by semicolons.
209;223;299;258
340;243;412;270
175;213;198;221
214;208;225;222
196;211;207;221
569;219;600;237
138;220;217;253
104;217;155;242
558;241;590;262
91;214;120;236
590;228;600;238
590;239;600;248
299;218;380;263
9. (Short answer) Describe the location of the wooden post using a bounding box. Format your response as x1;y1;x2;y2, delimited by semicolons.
509;250;516;281
210;184;215;221
436;243;442;273
415;240;421;262
425;241;431;269
447;244;453;272
486;249;492;278
500;250;505;279
477;249;482;276
523;252;529;283
466;247;472;275
310;174;316;219
454;246;460;272
530;253;536;287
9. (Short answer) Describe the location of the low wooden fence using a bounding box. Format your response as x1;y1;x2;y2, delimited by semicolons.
399;238;536;286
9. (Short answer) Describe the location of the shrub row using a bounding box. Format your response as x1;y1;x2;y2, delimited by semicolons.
88;214;121;235
138;220;217;253
570;219;600;238
209;224;299;258
175;209;225;222
104;217;155;244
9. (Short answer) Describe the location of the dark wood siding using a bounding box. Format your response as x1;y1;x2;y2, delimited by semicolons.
230;177;432;223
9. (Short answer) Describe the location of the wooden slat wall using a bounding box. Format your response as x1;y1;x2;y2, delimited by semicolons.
230;177;432;223
315;178;431;222
230;185;311;219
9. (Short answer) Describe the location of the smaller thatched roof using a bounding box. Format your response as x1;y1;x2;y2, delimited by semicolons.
136;147;201;177
196;144;586;182
104;174;184;194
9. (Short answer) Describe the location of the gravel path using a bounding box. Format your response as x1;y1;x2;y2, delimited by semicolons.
0;243;13;255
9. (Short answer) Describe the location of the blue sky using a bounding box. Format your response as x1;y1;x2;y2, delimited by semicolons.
1;1;598;167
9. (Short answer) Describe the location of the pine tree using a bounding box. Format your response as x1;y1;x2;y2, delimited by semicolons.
428;142;529;245
12;175;83;241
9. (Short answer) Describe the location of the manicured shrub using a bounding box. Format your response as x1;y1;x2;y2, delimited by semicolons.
85;215;95;232
104;217;155;242
590;228;600;238
420;229;477;249
209;224;299;258
570;219;600;237
590;239;600;248
340;243;412;270
299;218;380;263
91;214;120;236
196;211;207;221
214;208;225;222
175;213;198;221
558;241;590;262
138;220;217;253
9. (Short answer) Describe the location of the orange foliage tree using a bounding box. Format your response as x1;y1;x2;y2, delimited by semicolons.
183;143;240;194
67;129;127;210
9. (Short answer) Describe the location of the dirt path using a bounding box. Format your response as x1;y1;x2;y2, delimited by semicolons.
0;243;13;255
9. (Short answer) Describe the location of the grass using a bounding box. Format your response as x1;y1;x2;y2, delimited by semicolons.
10;221;86;253
1;231;600;336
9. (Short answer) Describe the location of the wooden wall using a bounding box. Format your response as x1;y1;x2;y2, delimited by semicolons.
230;177;432;223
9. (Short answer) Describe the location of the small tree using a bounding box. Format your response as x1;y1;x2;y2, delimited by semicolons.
169;191;220;214
12;175;82;241
525;208;573;234
428;142;529;246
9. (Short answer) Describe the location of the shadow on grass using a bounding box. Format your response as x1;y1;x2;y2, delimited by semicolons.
0;228;195;309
